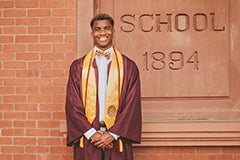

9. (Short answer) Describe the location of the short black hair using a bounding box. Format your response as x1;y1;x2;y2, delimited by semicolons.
90;13;114;28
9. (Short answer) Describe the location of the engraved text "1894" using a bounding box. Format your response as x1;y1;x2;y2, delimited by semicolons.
143;51;199;71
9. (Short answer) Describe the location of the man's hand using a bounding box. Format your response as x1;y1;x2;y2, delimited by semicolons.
91;131;114;149
90;131;103;143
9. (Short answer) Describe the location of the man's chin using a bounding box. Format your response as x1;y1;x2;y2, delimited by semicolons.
96;44;111;50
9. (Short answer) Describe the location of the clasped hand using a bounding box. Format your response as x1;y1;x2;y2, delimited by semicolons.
90;130;114;149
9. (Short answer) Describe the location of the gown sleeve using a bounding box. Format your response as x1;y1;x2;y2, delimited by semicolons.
65;58;93;146
109;56;142;143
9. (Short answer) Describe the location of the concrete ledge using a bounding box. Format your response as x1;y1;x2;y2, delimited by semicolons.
60;121;240;146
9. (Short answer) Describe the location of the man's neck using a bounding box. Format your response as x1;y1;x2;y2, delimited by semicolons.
94;46;113;53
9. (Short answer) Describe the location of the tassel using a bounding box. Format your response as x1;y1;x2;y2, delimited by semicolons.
79;137;84;148
118;139;123;152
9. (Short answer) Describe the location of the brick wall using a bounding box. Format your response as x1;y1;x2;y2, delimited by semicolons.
0;0;240;160
0;0;75;159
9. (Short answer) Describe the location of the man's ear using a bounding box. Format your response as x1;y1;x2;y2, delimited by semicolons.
90;31;93;38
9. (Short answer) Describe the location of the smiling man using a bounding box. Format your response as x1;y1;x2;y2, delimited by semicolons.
65;13;142;160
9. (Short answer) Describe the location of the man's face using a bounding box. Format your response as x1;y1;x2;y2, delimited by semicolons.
91;19;114;50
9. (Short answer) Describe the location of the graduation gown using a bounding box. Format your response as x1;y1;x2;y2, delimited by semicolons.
65;52;142;160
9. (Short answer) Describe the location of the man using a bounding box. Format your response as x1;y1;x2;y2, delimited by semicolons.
65;13;142;160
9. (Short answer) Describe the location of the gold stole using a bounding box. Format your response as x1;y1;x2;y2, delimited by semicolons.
82;48;123;129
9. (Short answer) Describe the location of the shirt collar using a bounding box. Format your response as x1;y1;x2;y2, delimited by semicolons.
94;46;113;55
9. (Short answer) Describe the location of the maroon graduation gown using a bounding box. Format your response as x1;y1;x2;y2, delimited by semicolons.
65;52;142;160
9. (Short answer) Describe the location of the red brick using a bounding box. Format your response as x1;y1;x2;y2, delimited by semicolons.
50;146;72;154
171;146;196;153
16;1;39;8
14;104;38;111
53;77;68;85
53;26;76;33
1;146;24;153
28;61;51;69
65;17;77;25
25;146;49;153
4;61;27;69
16;18;39;25
28;112;51;119
0;1;14;8
0;104;13;111
28;44;51;51
0;70;12;78
0;70;15;77
52;9;76;16
4;112;27;119
14;138;37;145
65;35;76;42
0;137;12;144
16;35;38;43
0;36;13;43
0;52;15;60
28;9;51;17
21;69;35;77
184;155;208;160
0;120;12;128
2;129;25;136
235;155;240;160
197;147;221;153
0;155;12;160
41;70;65;77
16;70;40;77
222;146;240;153
3;96;26;103
4;78;28;86
40;35;63;42
26;129;49;136
16;52;40;60
50;129;63;137
13;121;36;128
0;87;14;94
40;17;64;25
38;138;62;145
37;155;61;160
4;26;26;34
41;52;65;60
13;154;36;160
4;44;26;52
62;155;73;160
40;0;64;8
40;104;63;111
0;18;14;25
3;9;26;17
65;52;76;60
28;78;52;86
28;26;51;34
53;111;65;119
41;87;65;94
28;95;52;103
16;86;40;94
53;61;72;68
65;0;76;8
53;43;76;51
208;155;233;160
38;121;59;128
159;155;184;160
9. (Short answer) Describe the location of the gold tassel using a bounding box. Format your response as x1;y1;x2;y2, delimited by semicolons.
79;137;84;148
119;139;123;152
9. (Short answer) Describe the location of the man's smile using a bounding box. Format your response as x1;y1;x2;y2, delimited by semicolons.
99;37;108;42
